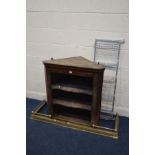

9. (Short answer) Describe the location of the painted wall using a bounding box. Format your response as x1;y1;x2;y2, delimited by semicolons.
26;0;129;116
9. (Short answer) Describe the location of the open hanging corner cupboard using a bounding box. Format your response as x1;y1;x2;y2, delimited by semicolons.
44;56;104;126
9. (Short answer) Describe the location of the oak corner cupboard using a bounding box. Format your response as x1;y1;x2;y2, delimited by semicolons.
43;56;105;126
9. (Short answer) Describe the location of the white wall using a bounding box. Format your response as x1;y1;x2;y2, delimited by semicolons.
26;0;129;116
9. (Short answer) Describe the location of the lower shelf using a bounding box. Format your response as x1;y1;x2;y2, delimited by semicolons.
53;104;91;125
53;98;91;110
53;114;90;125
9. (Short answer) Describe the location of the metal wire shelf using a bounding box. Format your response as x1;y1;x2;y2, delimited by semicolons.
94;39;124;120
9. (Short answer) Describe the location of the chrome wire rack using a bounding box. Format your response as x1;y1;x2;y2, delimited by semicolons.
94;39;124;120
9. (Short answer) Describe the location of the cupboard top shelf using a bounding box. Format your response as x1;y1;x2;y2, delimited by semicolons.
52;83;92;95
43;56;105;70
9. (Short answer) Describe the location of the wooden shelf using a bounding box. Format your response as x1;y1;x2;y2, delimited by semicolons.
52;73;93;91
53;114;90;125
52;83;92;95
53;98;91;110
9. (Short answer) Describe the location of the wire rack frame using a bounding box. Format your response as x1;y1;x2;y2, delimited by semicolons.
94;39;124;119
